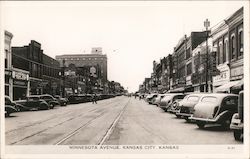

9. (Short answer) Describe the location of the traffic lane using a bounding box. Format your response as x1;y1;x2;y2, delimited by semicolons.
5;96;127;145
104;98;241;145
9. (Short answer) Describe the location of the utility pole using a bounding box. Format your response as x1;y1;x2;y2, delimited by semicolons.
204;19;210;93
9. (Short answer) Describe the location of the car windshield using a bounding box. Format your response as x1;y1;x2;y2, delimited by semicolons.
201;96;217;103
187;96;200;102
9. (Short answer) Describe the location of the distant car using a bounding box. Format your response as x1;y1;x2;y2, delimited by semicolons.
145;94;158;104
159;93;186;111
152;94;166;106
54;95;68;106
39;94;60;108
190;93;238;129
5;96;18;116
230;91;244;141
175;94;205;121
15;96;50;110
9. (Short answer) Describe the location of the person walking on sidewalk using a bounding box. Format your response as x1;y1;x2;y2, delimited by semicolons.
92;93;97;104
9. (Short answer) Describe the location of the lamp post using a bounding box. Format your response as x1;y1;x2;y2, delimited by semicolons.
204;19;210;92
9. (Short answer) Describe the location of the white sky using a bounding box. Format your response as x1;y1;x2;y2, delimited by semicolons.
1;1;246;92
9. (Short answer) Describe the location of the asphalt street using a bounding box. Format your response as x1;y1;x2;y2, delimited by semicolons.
5;96;241;145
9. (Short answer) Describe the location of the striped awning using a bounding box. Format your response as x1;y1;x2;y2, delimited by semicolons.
215;80;241;93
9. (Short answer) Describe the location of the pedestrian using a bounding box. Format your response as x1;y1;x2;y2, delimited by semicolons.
92;93;97;104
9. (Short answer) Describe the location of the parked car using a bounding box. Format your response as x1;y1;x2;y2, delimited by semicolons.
39;94;60;108
152;94;166;106
159;93;186;111
5;96;18;116
145;94;158;104
54;95;68;106
190;93;238;129
230;91;243;141
175;94;205;121
15;96;50;110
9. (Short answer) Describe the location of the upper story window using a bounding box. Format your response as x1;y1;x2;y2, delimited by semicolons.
5;49;8;68
230;34;236;60
223;39;228;63
239;29;243;57
219;41;223;65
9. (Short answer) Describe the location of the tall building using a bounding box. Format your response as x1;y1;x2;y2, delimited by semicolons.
55;48;108;94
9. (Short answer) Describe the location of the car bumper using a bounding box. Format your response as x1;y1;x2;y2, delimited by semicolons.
176;112;192;117
230;118;243;130
189;116;217;123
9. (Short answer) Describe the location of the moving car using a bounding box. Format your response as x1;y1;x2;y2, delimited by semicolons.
190;93;238;129
54;95;68;106
159;93;186;111
175;94;205;121
15;96;50;110
230;91;244;141
5;96;18;116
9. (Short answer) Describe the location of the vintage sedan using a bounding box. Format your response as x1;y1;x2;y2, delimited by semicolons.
145;94;158;104
152;94;166;106
230;91;243;141
5;96;18;116
54;95;68;106
159;93;186;111
39;94;60;108
190;93;238;129
175;94;205;121
15;96;50;110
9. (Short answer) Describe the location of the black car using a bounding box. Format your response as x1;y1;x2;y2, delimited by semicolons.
15;96;50;110
39;94;60;108
54;95;68;106
5;96;18;116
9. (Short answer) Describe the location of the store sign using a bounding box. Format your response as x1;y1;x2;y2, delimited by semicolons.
12;71;28;81
90;66;97;77
213;65;230;86
231;66;243;80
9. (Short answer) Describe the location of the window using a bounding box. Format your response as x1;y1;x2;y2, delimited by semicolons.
231;35;236;60
186;63;192;75
219;42;223;64
201;96;217;103
187;96;200;102
239;30;243;57
223;39;228;63
5;49;8;68
186;48;191;59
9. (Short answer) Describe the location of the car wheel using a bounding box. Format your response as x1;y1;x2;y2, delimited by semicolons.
176;115;181;118
184;116;190;122
197;121;205;129
5;112;10;117
50;104;54;109
222;119;231;129
234;130;243;141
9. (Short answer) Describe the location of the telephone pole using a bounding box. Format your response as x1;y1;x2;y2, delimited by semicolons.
204;19;210;92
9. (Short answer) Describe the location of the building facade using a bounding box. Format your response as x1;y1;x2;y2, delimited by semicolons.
55;48;108;94
12;40;61;99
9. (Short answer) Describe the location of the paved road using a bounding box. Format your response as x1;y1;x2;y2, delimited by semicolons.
5;96;241;145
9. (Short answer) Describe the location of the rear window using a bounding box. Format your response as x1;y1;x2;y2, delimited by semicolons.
187;96;200;102
201;96;217;103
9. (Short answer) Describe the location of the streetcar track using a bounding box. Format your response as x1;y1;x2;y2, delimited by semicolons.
98;98;131;145
7;97;125;145
54;100;126;145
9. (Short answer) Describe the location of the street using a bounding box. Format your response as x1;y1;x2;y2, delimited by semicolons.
5;96;241;145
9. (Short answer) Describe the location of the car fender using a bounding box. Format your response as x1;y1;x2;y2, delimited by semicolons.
215;110;234;123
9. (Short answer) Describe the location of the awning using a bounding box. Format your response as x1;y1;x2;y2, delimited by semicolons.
231;78;244;90
215;81;241;93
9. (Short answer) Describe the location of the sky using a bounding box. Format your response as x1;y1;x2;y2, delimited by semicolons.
1;1;246;92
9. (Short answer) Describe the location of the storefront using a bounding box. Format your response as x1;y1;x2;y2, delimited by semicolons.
30;77;43;95
12;68;29;100
213;64;230;92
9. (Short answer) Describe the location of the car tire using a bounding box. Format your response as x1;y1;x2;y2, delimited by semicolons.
184;116;190;122
197;122;205;129
234;129;243;141
176;115;181;118
50;104;54;109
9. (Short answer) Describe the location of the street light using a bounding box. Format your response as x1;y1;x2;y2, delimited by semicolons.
204;19;210;92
